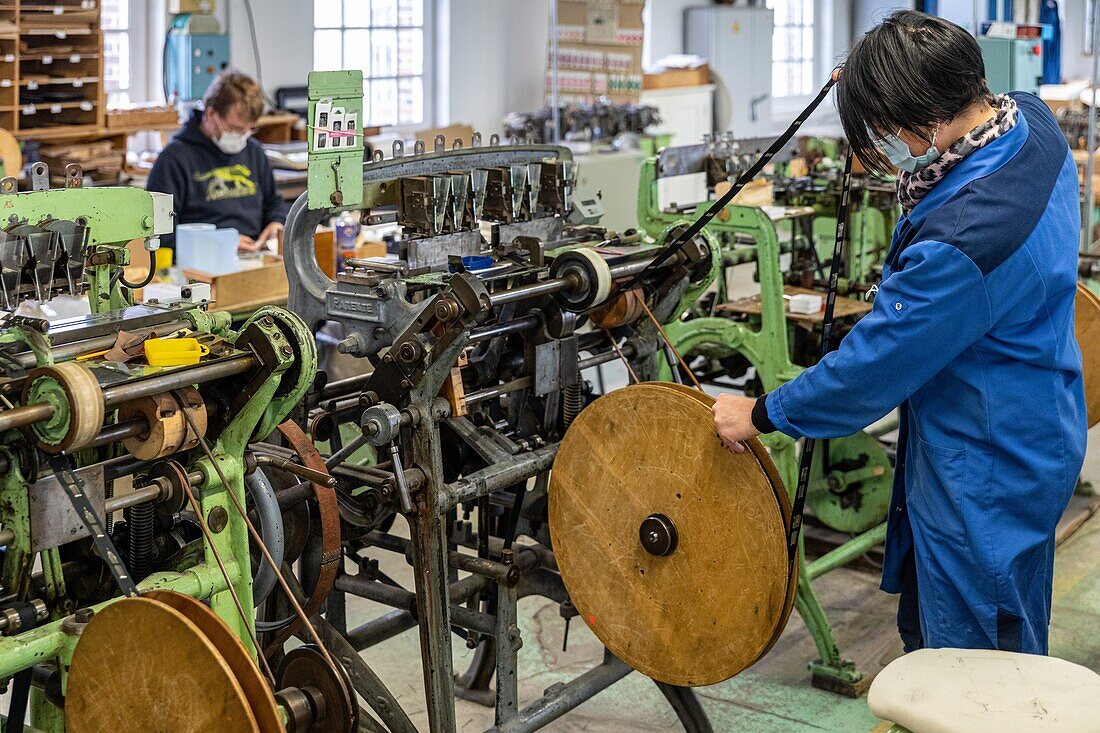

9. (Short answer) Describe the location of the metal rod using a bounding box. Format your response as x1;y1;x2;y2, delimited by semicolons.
344;573;488;650
578;350;618;371
489;278;571;307
319;373;372;400
101;355;254;407
486;655;633;733
1086;0;1100;253
804;522;888;581
550;0;559;145
253;454;337;488
469;315;541;344
443;444;558;512
486;255;658;308
463;377;534;406
85;418;147;449
104;484;163;514
363;531;520;586
334;573;496;636
0;403;54;433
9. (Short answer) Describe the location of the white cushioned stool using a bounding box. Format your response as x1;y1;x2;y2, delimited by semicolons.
868;648;1100;733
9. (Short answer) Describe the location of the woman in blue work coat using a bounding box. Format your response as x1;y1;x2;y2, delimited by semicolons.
713;10;1087;655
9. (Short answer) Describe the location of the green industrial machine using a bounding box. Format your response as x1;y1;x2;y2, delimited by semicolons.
638;140;898;695
0;163;363;730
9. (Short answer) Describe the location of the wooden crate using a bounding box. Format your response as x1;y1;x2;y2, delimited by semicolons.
183;255;290;313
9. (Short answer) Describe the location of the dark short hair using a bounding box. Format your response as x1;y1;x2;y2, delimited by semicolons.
203;70;264;122
837;10;993;174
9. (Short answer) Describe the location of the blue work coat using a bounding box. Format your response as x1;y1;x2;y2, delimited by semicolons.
765;93;1086;653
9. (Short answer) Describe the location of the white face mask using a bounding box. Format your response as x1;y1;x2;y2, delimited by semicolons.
214;130;250;155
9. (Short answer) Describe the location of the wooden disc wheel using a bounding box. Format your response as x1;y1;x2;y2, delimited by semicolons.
549;382;796;687
1076;282;1100;428
22;361;104;453
143;591;283;732
66;595;275;733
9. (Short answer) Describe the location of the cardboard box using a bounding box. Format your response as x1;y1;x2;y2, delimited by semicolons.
416;123;475;149
556;2;643;45
168;0;215;13
183;255;289;312
643;64;710;90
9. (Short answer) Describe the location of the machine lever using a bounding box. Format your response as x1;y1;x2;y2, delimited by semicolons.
252;453;337;488
388;444;414;514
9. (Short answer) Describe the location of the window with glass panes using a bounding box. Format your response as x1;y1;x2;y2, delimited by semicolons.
102;0;131;106
314;0;427;126
767;0;814;98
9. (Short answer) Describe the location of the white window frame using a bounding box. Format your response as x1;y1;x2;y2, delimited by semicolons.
103;0;162;107
770;0;836;121
768;0;815;101
313;1;436;130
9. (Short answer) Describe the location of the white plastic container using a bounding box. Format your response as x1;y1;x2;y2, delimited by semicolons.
789;293;823;315
175;223;239;276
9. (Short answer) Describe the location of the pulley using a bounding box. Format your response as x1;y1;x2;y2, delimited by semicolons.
21;361;103;453
589;286;646;329
549;382;797;686
118;387;208;461
806;430;893;534
275;645;358;733
1075;282;1100;428
549;247;612;312
66;594;279;732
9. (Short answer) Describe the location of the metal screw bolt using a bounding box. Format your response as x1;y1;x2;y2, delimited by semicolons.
208;506;229;533
281;346;294;357
74;608;94;624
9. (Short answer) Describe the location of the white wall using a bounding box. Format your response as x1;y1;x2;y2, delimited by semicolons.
224;0;314;97
436;0;550;134
643;0;698;68
852;0;911;36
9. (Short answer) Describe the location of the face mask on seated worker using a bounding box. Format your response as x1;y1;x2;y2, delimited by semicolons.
868;126;941;173
214;130;250;155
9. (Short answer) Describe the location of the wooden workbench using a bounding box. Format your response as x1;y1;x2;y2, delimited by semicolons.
715;285;873;326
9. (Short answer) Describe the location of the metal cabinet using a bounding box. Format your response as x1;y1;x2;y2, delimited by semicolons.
685;6;774;138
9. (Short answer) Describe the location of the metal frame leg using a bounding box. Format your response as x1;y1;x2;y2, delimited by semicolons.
655;682;713;733
494;583;520;725
408;505;457;732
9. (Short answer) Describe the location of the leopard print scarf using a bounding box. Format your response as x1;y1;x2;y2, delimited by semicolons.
896;95;1019;212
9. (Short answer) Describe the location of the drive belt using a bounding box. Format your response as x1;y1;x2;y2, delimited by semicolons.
786;151;854;568
45;452;139;597
263;419;341;656
620;65;843;295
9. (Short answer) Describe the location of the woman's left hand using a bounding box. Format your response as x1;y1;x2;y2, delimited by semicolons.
712;393;761;453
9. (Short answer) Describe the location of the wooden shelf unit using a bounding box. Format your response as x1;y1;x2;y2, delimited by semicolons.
0;0;104;136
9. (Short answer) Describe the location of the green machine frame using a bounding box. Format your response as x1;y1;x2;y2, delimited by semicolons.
0;180;318;729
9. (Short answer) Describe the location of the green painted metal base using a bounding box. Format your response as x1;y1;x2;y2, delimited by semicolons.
809;659;872;698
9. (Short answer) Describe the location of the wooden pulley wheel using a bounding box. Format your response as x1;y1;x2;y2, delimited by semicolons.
589;286;646;329
118;387;207;461
143;590;283;733
1076;282;1100;428
22;361;104;453
549;382;794;686
66;597;260;732
656;382;798;663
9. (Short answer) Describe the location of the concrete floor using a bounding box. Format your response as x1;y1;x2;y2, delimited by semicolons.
343;409;1100;732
